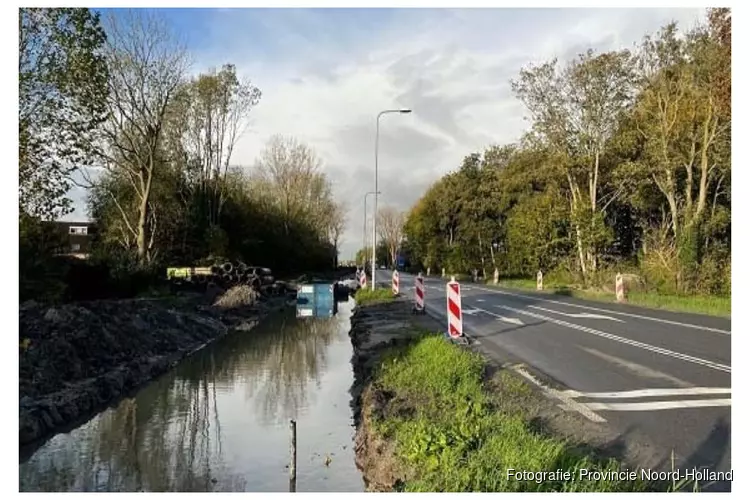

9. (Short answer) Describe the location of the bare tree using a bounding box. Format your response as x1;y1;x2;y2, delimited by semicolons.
377;206;404;267
253;135;333;235
327;201;347;267
85;10;189;264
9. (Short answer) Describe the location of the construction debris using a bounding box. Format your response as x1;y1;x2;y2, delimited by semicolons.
167;260;279;297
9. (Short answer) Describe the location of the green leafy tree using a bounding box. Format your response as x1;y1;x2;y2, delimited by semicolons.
511;48;634;277
629;21;730;288
19;8;108;219
164;64;262;229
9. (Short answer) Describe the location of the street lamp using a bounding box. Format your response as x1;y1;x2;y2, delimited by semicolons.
362;191;380;268
372;108;412;290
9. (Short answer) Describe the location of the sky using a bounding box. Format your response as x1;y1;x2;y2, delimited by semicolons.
65;7;707;261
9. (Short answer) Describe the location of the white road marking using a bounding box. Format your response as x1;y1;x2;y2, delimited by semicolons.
586;399;731;411
561;387;731;399
496;305;731;373
473;285;730;335
509;365;606;423
498;316;524;326
418;296;730;418
529;305;623;322
472;306;524;325
476;299;485;302
463;308;481;316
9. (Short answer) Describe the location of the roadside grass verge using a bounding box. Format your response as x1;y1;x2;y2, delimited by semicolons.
355;287;396;306
369;334;652;492
488;279;730;318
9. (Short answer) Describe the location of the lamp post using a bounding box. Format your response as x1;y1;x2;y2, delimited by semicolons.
372;108;411;290
362;191;380;268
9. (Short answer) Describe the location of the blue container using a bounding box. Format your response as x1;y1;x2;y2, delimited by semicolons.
296;282;336;318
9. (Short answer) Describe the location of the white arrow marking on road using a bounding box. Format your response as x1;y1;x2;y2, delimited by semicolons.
462;308;481;316
497;316;524;326
561;387;731;399
471;306;524;326
472;285;730;335
528;305;623;322
495;305;731;373
585;399;731;411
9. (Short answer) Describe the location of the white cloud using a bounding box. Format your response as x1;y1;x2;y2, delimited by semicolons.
65;8;706;261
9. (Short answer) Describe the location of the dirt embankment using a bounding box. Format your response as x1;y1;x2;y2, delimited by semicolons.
19;285;287;448
348;298;435;491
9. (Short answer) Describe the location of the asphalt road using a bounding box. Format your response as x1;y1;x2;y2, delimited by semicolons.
373;270;731;490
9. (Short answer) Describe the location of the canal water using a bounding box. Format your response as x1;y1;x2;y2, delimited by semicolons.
19;299;364;492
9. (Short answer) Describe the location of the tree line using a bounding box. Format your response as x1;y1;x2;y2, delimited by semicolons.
19;9;346;301
401;9;730;296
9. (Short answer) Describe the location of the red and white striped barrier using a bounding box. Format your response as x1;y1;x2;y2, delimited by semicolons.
446;278;463;338
359;271;367;288
392;270;400;295
537;270;543;290
414;272;425;312
615;273;625;302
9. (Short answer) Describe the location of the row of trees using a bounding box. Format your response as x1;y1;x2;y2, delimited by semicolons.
20;9;346;300
402;10;731;295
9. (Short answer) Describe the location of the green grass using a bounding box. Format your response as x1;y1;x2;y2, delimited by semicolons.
488;279;730;318
355;287;397;306
369;334;653;492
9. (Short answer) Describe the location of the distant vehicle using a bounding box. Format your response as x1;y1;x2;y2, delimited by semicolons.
379;265;386;269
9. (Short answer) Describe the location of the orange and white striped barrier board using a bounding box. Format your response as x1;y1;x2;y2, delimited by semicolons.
392;270;400;295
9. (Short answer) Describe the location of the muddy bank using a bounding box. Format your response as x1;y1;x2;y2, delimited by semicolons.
348;298;435;491
19;286;287;448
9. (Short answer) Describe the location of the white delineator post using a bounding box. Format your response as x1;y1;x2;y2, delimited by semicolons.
537;270;543;291
392;270;400;295
616;273;625;302
414;272;425;312
446;277;463;338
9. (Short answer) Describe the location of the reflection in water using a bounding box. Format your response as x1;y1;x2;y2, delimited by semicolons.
20;301;363;492
212;311;339;425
